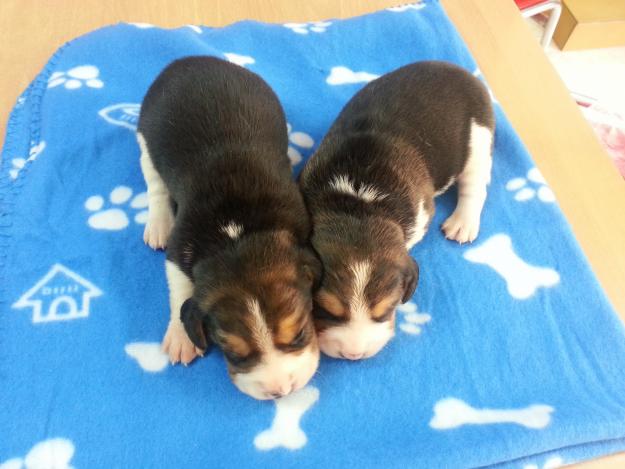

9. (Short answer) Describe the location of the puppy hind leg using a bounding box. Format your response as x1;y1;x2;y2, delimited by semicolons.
163;260;202;365
137;132;175;250
442;120;493;244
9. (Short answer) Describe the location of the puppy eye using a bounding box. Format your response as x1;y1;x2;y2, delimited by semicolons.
372;307;395;323
225;351;252;367
289;328;307;348
313;305;346;323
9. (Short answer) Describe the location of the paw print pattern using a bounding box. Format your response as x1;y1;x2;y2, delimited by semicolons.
287;123;314;166
9;141;46;180
223;53;255;68
523;456;565;469
387;2;426;12
48;65;104;90
397;301;431;335
85;186;148;231
283;21;332;34
506;167;556;203
0;438;75;469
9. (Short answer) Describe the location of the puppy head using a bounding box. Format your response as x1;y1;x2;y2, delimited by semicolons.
181;230;321;400
311;216;418;360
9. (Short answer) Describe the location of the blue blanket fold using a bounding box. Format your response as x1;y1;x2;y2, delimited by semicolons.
2;2;625;468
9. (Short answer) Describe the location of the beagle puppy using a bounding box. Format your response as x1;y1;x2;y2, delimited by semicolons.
137;57;320;400
299;61;495;360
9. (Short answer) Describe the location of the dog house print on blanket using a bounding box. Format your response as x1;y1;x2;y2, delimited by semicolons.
12;264;103;323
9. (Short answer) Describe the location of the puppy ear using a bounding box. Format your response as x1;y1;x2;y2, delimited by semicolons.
401;256;419;303
180;298;213;352
300;247;322;290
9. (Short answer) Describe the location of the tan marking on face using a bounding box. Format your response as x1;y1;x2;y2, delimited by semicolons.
222;333;251;356
316;290;346;317
275;313;303;345
370;295;399;320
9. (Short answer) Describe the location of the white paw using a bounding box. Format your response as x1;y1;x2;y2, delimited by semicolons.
143;206;174;250
442;210;480;244
162;321;202;365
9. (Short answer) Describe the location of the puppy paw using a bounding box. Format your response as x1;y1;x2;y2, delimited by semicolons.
162;321;202;366
143;210;174;250
442;211;480;244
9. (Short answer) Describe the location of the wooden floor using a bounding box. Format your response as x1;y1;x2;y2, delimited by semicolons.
1;1;624;467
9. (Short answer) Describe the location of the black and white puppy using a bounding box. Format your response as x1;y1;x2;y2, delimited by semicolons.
299;61;495;360
137;57;320;400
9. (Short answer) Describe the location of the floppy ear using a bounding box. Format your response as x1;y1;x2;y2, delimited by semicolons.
401;256;419;303
180;298;213;352
300;247;323;290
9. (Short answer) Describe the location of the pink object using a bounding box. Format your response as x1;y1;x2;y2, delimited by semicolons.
579;101;625;178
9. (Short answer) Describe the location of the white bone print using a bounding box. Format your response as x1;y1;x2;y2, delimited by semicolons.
430;398;554;430
254;386;319;450
464;234;560;299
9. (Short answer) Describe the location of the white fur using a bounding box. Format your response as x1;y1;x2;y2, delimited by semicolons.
318;320;393;360
430;398;554;430
254;386;319;450
247;298;273;351
318;260;394;360
162;260;199;365
328;174;387;202
233;298;320;400
349;261;371;321
463;234;560;299
220;222;243;239
137;132;175;249
406;199;430;248
434;176;456;196
442;120;492;243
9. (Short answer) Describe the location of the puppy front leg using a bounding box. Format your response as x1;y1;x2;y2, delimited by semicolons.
163;260;202;365
442;121;493;244
137;133;175;250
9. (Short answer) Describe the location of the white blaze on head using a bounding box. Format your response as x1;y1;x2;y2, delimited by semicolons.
328;174;387;203
318;260;395;360
221;222;243;239
232;298;320;401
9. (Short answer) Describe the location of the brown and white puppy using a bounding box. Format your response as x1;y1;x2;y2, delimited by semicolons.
299;61;495;360
137;57;320;400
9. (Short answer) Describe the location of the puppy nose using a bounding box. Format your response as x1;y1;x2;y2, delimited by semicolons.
267;382;293;398
341;351;365;360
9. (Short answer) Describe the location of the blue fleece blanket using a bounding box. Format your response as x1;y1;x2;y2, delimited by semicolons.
2;2;625;468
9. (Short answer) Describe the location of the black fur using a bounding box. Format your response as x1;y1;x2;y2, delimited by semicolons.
300;60;495;242
138;56;317;357
300;61;494;335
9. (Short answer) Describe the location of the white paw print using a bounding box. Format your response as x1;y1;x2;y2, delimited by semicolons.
387;2;426;12
283;21;331;34
0;437;75;469
9;141;46;180
85;186;148;231
287;123;314;166
397;301;431;335
523;456;564;469
48;65;104;90
506;167;556;203
223;53;255;68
